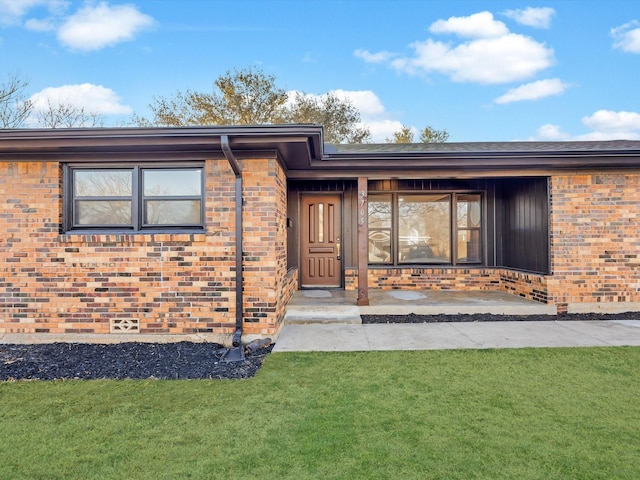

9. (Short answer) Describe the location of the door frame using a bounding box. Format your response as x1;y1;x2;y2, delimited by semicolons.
298;192;344;289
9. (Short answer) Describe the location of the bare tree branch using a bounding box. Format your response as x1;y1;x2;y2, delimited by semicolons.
35;99;104;128
0;73;33;128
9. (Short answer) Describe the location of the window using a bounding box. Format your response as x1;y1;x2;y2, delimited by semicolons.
67;165;204;231
368;192;482;265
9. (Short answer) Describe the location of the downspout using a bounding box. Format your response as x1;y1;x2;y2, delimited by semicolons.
221;135;245;362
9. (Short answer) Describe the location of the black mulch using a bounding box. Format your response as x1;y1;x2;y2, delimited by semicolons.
0;342;273;381
362;312;640;323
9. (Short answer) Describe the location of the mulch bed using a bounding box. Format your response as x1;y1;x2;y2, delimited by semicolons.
361;312;640;324
0;342;272;381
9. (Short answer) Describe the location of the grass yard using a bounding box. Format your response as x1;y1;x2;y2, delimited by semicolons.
1;347;639;479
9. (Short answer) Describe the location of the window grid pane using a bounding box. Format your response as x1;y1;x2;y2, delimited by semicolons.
144;200;202;225
368;195;392;264
398;194;451;264
74;170;132;197
143;169;202;196
457;229;482;263
76;200;132;225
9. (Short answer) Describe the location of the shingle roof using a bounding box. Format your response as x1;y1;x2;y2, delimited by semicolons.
327;140;640;155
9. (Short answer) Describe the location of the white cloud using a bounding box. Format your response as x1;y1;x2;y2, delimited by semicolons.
366;119;405;142
1;1;153;51
359;11;554;84
29;83;132;115
502;7;555;29
611;20;640;53
25;16;55;31
328;89;403;140
354;48;396;63
344;94;408;141
0;0;68;26
394;33;553;84
57;1;154;51
581;110;640;135
328;89;386;117
429;11;509;38
531;110;640;141
0;0;40;24
533;124;571;140
495;78;570;104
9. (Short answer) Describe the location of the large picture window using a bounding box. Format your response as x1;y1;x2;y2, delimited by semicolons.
67;165;204;231
368;192;483;265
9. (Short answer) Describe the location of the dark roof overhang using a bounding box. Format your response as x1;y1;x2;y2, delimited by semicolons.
1;126;640;179
0;125;324;166
294;140;640;179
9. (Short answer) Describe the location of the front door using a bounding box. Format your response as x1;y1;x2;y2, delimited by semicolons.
301;194;342;287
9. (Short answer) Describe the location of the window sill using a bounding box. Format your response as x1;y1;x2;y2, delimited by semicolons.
59;231;207;245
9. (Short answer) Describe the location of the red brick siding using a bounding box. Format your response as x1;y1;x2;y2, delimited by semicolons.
548;173;640;312
0;158;290;339
499;270;548;303
240;158;291;336
346;267;548;304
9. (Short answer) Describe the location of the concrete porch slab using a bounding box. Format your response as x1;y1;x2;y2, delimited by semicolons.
284;289;556;325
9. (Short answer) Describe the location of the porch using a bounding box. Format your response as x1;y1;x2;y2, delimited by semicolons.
284;289;557;324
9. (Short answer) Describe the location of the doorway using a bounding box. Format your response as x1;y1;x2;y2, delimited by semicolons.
300;194;342;287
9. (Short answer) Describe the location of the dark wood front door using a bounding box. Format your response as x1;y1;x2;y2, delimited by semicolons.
301;194;342;287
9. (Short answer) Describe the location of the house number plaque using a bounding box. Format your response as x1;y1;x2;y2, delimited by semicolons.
359;190;367;226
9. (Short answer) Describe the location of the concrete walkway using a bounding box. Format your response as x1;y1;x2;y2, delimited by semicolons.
3;320;640;352
273;320;640;352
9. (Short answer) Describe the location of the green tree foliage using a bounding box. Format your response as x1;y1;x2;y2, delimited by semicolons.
386;125;415;143
133;67;288;126
134;67;371;144
419;125;449;143
288;92;371;144
387;124;449;144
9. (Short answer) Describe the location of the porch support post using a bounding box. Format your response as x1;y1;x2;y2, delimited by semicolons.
356;176;369;306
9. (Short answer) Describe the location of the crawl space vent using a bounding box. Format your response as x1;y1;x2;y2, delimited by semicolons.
110;318;140;333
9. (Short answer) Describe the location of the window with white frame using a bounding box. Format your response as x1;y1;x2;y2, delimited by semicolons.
368;192;482;265
66;165;204;231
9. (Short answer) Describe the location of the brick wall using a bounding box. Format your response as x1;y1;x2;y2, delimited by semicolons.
498;269;548;303
0;158;290;340
345;267;548;304
240;158;292;338
369;267;501;290
548;173;640;313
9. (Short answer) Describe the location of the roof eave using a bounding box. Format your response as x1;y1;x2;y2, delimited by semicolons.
0;125;324;164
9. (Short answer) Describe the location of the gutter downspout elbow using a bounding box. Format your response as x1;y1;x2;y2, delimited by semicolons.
221;135;245;361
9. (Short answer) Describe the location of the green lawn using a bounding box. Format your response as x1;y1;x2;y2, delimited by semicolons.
1;347;639;479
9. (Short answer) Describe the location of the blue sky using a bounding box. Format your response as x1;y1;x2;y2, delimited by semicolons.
1;0;639;142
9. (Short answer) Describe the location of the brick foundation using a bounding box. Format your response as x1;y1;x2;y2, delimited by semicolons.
345;267;548;304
